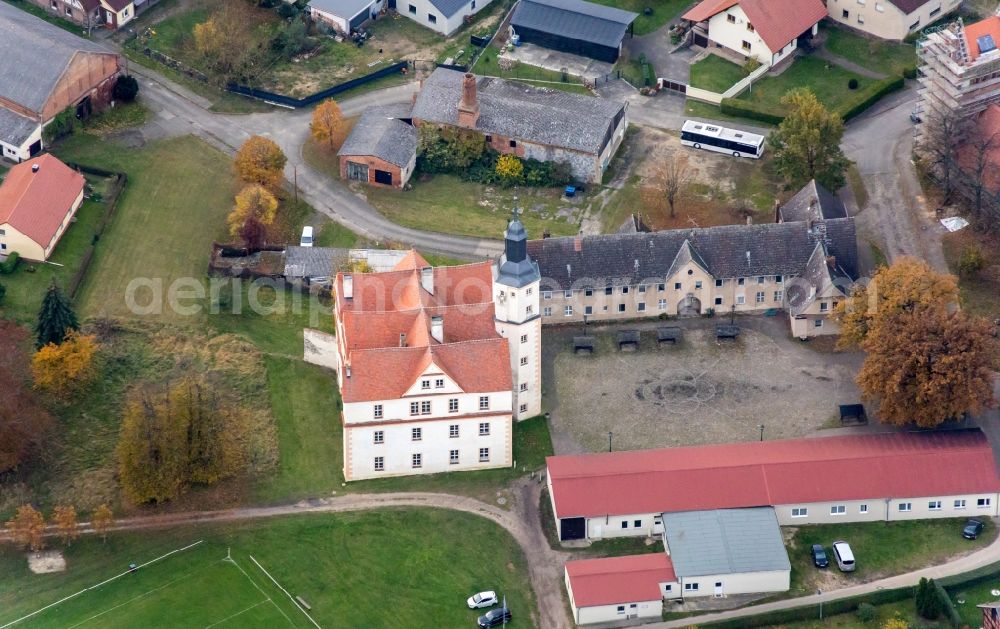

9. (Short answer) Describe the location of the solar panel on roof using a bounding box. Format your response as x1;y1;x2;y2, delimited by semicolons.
978;34;997;54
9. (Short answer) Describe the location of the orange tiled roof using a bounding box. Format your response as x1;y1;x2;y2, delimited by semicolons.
0;154;85;248
335;261;512;403
392;249;430;271
965;16;1000;62
683;0;826;52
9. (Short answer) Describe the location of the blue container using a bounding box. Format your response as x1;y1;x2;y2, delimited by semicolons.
565;186;576;197
512;34;521;46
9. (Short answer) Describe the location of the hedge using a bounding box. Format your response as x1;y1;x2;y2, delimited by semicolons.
704;585;915;628
719;98;785;125
933;579;963;628
0;251;20;274
834;75;905;122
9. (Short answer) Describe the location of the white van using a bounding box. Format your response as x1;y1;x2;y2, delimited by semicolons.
832;541;855;572
300;226;314;247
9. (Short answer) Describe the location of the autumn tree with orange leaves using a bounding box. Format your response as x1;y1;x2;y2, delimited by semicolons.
31;330;97;397
234;136;287;191
6;505;46;552
310;99;347;150
837;257;996;427
53;505;79;547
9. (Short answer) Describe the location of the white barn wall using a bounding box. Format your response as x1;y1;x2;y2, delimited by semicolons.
678;570;789;597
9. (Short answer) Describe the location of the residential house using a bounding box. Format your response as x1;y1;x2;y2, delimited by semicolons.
682;0;826;66
27;0;102;30
97;0;134;27
526;208;858;337
826;0;959;41
338;106;417;188
0;154;86;261
509;0;638;63
411;69;628;183
308;0;384;33
917;15;1000;137
980;601;1000;629
546;429;1000;543
0;2;122;161
398;0;494;36
329;218;541;481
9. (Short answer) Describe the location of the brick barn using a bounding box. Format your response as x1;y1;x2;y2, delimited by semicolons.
338;106;417;189
410;68;628;183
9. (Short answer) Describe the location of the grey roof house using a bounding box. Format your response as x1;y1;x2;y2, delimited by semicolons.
510;0;638;62
777;179;848;223
338;106;417;188
307;0;382;33
411;68;629;182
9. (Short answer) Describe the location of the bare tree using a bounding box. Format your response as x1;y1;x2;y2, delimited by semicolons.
961;131;1000;222
659;156;692;218
919;110;971;203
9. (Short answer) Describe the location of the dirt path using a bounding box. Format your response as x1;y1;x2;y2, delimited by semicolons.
3;490;573;629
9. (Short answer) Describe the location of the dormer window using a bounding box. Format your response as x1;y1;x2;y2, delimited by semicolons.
421;380;430;390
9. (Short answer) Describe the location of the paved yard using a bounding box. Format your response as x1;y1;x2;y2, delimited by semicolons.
542;317;864;454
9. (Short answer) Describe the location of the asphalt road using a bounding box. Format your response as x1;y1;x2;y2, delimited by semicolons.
131;67;503;260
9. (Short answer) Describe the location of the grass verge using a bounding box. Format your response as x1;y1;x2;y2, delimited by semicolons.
689;55;746;93
587;0;690;35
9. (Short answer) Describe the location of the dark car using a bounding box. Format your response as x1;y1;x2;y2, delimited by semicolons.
478;607;512;627
963;519;985;540
811;544;829;568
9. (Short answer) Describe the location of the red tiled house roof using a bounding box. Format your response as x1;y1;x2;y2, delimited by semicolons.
335;260;511;403
566;554;676;607
547;430;1000;518
683;0;826;52
0;154;84;248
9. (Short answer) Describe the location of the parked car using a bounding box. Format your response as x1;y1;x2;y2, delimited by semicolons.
477;607;512;627
832;541;855;572
811;544;829;568
963;519;985;540
467;591;498;609
300;225;314;247
910;108;922;123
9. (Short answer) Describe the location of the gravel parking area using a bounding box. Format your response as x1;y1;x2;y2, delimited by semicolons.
542;316;865;454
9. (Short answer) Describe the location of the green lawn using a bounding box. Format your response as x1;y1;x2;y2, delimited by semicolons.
951;576;1000;627
365;173;580;239
52;134;235;320
823;25;918;77
689;55;746;93
0;196;105;324
471;53;593;95
617;56;657;88
737;56;873;115
587;0;690;35
788;518;997;596
778;600;924;628
684;98;776;128
0;509;537;628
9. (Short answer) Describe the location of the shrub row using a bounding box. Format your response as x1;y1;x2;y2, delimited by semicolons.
704;585;914;628
718;98;785;125
932;579;963;628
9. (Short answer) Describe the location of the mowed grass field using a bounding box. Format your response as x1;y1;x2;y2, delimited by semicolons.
0;510;536;628
53;134;234;320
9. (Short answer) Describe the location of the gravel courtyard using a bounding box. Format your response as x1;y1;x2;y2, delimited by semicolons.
542;316;865;455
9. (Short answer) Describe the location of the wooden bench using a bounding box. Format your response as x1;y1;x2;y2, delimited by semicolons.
573;336;595;355
715;324;740;340
657;327;682;346
617;330;640;351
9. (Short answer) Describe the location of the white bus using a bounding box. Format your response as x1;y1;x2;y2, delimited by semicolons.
680;120;765;159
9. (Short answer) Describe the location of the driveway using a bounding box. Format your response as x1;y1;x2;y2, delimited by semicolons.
842;83;948;273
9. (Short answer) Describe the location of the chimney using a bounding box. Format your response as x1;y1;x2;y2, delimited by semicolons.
774;199;781;223
457;73;480;129
430;315;444;344
399;333;407;347
826;255;837;269
343;274;353;299
31;163;39;173
420;266;434;295
573;236;582;252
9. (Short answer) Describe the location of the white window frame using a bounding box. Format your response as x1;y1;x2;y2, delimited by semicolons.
955;499;967;509
449;424;459;438
373;430;384;444
830;505;846;515
374;456;384;471
411;427;422;441
898;502;912;512
791;507;808;518
479;422;490;436
564;305;573;317
929;500;942;511
448;399;459;413
373;404;383;419
479;396;490;410
859;504;868;514
479;447;490;462
449;449;459;464
978;498;992;508
412;453;422;468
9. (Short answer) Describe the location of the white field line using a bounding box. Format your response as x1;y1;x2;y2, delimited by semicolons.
249;555;322;629
224;555;296;628
0;540;204;629
66;565;211;629
203;599;271;629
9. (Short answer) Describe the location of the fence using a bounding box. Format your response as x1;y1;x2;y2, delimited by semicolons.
63;163;127;300
226;60;409;108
